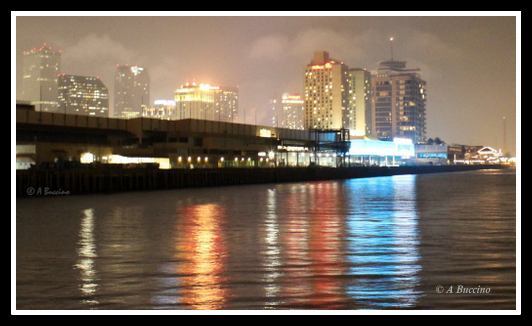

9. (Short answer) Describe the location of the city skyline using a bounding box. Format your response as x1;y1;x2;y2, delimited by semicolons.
13;12;520;314
16;16;516;154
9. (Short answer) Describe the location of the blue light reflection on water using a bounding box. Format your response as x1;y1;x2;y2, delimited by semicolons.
344;175;422;309
16;170;515;309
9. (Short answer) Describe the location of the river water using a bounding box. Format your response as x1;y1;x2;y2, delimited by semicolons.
16;169;517;310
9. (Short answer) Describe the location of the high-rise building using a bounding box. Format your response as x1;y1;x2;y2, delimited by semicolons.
371;60;427;143
142;99;177;120
270;98;279;127
174;82;238;122
303;51;350;130
21;44;61;112
57;74;109;117
114;65;150;119
347;68;372;137
271;93;305;130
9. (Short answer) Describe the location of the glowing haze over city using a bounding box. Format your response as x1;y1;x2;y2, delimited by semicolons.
16;15;516;154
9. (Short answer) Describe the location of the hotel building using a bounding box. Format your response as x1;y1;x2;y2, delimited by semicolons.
371;60;427;143
142;99;177;120
271;93;305;130
303;51;350;130
174;82;238;122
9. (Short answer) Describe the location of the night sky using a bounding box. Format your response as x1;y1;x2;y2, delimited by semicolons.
16;15;517;154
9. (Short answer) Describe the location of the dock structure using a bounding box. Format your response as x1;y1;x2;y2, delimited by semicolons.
16;104;350;169
16;164;508;197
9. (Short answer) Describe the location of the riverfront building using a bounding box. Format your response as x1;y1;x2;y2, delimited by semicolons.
271;93;305;130
371;60;427;143
348;137;415;166
21;44;61;112
174;83;238;122
16;104;431;170
415;143;448;165
17;101;505;170
57;74;109;117
304;51;350;130
114;65;150;119
347;68;372;137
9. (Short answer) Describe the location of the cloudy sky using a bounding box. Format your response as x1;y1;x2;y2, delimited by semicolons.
16;15;517;154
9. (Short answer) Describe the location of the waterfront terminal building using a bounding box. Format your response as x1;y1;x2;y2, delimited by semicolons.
17;103;504;170
17;103;419;170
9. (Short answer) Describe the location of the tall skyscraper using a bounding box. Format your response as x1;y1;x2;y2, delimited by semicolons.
371;60;427;143
271;93;305;130
21;44;61;112
57;74;109;117
174;82;238;122
347;68;372;137
303;51;350;130
114;65;150;118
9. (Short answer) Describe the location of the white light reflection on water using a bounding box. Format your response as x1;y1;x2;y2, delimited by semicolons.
262;188;282;308
346;175;421;309
74;208;99;305
16;170;515;309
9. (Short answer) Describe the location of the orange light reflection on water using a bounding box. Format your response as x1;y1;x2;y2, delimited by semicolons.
176;203;227;310
308;182;346;308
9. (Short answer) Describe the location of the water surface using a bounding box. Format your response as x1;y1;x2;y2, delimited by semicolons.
16;169;516;309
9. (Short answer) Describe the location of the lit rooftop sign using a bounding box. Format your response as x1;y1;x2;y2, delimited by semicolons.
130;66;144;76
176;83;221;93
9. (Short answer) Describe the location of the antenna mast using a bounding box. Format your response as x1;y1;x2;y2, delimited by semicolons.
389;36;394;61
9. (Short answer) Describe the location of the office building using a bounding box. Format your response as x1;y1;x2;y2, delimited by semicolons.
114;65;150;119
21;44;61;112
347;68;372;137
57;74;109;117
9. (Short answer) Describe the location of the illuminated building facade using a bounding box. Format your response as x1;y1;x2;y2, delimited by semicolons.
304;51;350;130
174;83;238;122
57;74;109;117
371;60;427;143
414;143;448;165
348;137;415;166
114;65;150;119
21;44;61;112
142;99;177;120
347;68;372;137
271;93;305;130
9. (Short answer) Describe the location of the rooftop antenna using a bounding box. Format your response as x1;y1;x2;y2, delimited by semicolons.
389;36;395;61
